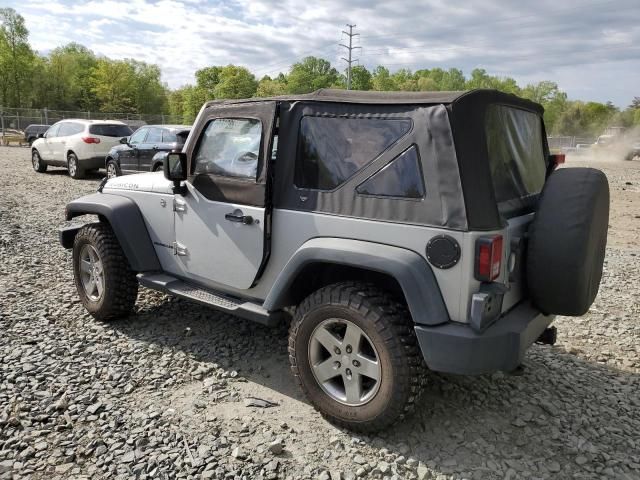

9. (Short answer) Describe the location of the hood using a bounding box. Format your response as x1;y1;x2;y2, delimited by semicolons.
102;172;174;194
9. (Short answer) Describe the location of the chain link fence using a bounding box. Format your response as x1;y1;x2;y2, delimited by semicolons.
0;106;186;144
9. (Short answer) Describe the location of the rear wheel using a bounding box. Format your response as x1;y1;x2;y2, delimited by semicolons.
67;152;84;179
31;150;47;173
73;223;138;321
289;282;423;432
152;163;163;172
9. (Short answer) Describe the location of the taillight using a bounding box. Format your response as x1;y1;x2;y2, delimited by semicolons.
549;153;565;169
82;137;101;144
475;235;503;282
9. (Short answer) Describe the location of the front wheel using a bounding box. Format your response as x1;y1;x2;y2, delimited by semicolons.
67;152;85;179
288;282;423;432
32;150;47;173
106;160;120;178
73;223;138;321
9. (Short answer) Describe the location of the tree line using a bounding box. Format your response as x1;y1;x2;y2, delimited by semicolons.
2;7;639;136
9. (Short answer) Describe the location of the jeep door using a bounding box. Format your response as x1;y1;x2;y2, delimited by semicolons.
171;102;276;290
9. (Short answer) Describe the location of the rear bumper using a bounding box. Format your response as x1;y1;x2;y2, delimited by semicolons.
415;302;554;375
78;156;105;170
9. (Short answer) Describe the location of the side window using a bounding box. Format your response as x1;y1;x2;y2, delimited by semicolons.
69;122;85;135
193;118;261;179
295;117;412;190
57;123;73;137
145;128;163;143
356;145;425;199
46;124;61;138
162;130;177;143
129;128;148;144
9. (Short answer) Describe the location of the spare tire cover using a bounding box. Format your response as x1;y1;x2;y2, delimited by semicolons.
527;168;609;316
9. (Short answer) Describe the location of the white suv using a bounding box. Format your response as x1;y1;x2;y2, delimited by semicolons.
31;120;133;179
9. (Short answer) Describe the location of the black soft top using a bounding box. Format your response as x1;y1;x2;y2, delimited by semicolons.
206;88;543;116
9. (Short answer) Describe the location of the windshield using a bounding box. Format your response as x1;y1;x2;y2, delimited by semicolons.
89;124;133;137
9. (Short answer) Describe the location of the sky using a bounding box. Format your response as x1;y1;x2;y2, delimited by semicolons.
6;0;640;107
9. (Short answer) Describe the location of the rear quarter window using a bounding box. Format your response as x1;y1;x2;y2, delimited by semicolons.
295;116;412;191
89;124;133;137
485;105;547;217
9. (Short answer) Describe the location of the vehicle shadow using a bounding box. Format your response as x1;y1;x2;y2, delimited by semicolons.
107;295;639;479
45;168;105;180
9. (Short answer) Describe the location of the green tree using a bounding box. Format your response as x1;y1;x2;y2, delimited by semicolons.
349;65;372;90
47;43;97;110
256;75;287;97
194;66;222;98
213;65;257;99
90;58;167;113
0;8;35;107
371;66;395;91
91;59;137;112
287;57;339;94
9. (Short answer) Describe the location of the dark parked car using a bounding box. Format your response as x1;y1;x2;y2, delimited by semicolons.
24;124;50;146
105;125;191;178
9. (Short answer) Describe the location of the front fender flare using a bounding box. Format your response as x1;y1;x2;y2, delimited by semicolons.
62;192;161;272
263;238;449;326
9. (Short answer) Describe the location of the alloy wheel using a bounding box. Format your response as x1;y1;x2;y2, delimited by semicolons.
107;163;117;178
79;244;105;302
308;318;382;406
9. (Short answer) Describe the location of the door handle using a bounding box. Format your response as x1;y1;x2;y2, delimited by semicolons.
152;145;159;150
225;212;253;225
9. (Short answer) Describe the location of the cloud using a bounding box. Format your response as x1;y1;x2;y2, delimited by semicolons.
7;0;640;106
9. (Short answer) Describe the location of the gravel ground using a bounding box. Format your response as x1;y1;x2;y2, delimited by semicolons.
0;146;639;480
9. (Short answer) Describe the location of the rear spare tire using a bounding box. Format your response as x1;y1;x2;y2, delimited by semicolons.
527;168;609;316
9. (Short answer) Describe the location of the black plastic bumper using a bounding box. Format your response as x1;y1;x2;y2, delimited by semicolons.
80;157;105;170
415;302;554;375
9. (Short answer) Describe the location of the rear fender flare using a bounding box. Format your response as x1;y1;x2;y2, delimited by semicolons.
62;192;161;272
263;238;449;326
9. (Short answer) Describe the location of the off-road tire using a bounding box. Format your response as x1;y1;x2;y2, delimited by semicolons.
67;152;85;179
31;149;47;173
288;282;423;432
73;222;138;321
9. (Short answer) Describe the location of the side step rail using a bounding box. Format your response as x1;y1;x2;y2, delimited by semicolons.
137;273;281;327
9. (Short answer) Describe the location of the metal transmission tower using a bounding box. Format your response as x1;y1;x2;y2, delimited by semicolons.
340;24;361;90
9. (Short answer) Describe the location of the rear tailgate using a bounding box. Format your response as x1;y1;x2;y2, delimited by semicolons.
89;124;133;156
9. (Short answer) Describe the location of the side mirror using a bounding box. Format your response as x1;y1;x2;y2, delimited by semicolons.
38;133;45;139
164;152;188;193
120;136;129;145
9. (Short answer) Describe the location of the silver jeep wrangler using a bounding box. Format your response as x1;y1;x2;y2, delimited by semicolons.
60;89;610;431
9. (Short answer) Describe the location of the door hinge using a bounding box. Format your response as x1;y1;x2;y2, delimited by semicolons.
172;242;188;256
173;199;187;212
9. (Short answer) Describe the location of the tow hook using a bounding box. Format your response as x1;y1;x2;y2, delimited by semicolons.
536;326;557;346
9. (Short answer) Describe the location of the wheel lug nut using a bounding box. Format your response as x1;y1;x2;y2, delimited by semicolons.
334;347;341;355
346;345;352;354
352;360;360;367
334;361;341;369
345;368;352;379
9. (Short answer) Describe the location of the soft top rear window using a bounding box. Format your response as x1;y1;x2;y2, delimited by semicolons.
485;105;547;217
89;124;133;137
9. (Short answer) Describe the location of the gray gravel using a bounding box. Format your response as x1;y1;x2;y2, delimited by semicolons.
0;146;639;480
